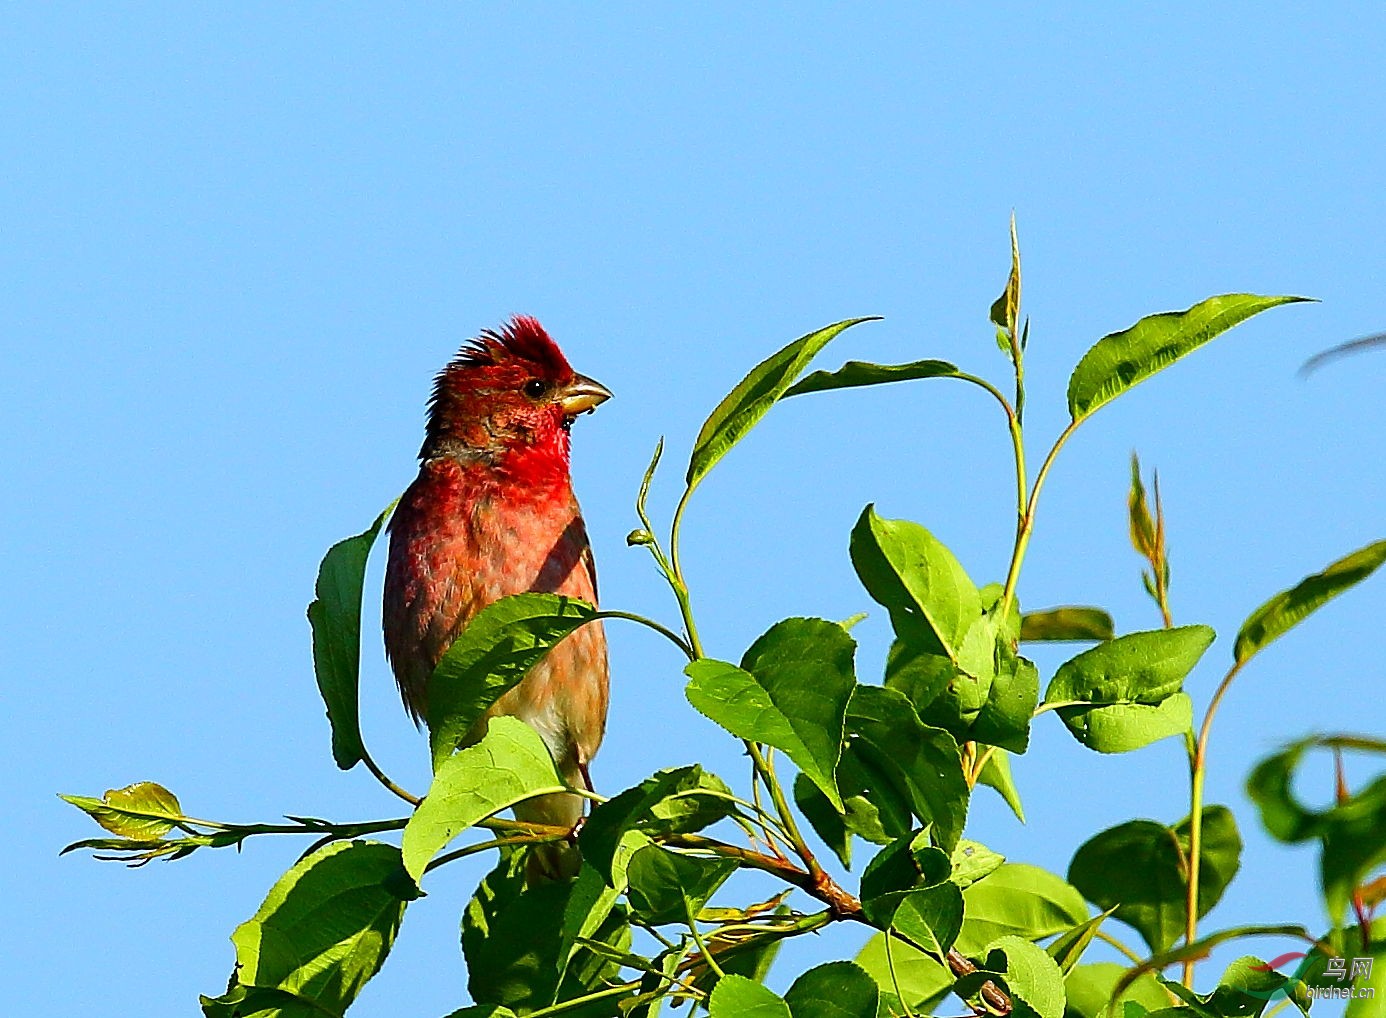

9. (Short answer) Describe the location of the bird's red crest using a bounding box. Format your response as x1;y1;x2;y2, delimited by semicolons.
451;315;572;375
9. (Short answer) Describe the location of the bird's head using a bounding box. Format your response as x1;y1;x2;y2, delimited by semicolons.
421;316;611;468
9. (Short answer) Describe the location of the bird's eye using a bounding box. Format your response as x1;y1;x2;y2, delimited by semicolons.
523;378;548;399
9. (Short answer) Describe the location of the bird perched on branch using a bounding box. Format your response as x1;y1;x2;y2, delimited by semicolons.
383;316;611;879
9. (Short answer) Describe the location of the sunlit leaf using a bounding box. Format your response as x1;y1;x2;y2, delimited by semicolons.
976;748;1025;822
953;864;1088;957
307;502;395;770
955;936;1065;1018
1063;962;1170;1018
784;961;880;1018
61;781;184;840
685;617;857;810
707;974;792;1018
851;505;982;667
1234;540;1386;665
214;841;417;1016
1044;626;1212;753
846;685;968;852
428;593;599;769
1066;294;1310;422
687;318;879;488
625;844;737;925
403;717;567;880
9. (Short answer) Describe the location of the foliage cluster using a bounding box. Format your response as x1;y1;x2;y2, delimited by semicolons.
64;223;1386;1018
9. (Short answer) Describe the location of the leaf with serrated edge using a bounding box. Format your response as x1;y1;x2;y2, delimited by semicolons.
428;593;598;769
404;717;567;879
784;960;881;1018
1235;539;1386;665
707;973;792;1017
687;318;879;488
685;617;855;810
307;502;395;770
1066;294;1311;421
226;841;416;1015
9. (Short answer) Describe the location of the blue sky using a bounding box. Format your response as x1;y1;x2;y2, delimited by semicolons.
5;5;1383;1015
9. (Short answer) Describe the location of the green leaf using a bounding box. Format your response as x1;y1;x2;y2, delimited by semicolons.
687;317;879;488
580;765;735;883
846;685;969;852
969;647;1039;754
1020;608;1115;643
954;863;1089;957
1045;909;1117;976
794;773;853;869
707;974;792;1018
1045;626;1213;754
783;358;964;398
1161;955;1296;1018
957;937;1065;1018
441;1007;519;1018
403;717;567;880
1066;294;1311;422
61;781;184;840
991;214;1022;363
785;961;881;1018
1234;539;1386;665
685;617;857;810
307;502;394;770
859;837;962;956
1064;962;1170;1018
976;748;1025;822
625;844;737;925
855;933;953;1014
217;841;417;1016
1067;807;1241;953
200;986;326;1017
1247;737;1386;925
851;505;983;667
427;593;599;768
952;839;1006;889
463;850;630;1015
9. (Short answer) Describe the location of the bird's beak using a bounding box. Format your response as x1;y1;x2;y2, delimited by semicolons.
558;374;613;415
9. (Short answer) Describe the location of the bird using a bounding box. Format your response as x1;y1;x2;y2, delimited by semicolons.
383;316;612;879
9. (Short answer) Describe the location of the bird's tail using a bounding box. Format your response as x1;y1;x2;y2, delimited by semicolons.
514;787;584;882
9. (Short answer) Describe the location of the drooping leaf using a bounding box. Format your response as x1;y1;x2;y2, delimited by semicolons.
707;974;792;1018
625;844;737;925
61;781;184;840
968;647;1039;754
851;505;983;667
783;359;964;398
1234;539;1386;665
859;836;962;956
200;986;326;1017
976;748;1025;822
955;937;1065;1018
1020;607;1115;643
463;850;630;1015
793;773;854;869
580;765;735;883
403;717;567;880
1067;807;1242;953
953;863;1089;957
427;593;599;768
846;685;969;852
685;617;857;810
1044;626;1213;753
215;841;417;1017
1247;737;1386;925
1066;294;1311;422
307;502;395;770
784;960;881;1018
687;317;879;488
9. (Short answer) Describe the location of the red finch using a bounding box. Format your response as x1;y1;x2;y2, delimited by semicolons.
383;316;611;879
